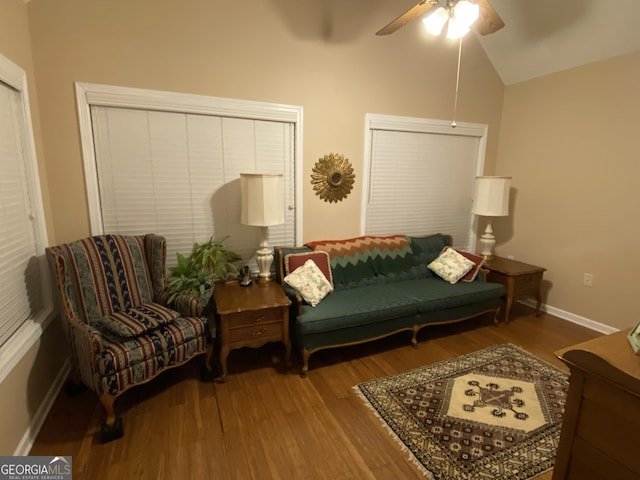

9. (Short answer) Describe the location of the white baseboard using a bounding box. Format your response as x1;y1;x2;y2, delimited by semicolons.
518;300;619;335
14;359;70;456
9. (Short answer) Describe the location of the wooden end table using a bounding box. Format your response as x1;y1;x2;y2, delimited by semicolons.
483;256;546;322
212;280;291;382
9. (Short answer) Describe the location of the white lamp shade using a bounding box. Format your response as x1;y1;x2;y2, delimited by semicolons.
240;173;285;227
472;176;511;217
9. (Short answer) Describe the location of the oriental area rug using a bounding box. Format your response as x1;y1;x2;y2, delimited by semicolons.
354;344;569;480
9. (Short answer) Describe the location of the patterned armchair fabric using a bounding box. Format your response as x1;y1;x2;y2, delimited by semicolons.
46;234;209;441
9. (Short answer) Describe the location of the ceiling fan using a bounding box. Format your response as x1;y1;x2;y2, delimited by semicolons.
376;0;505;128
376;0;505;38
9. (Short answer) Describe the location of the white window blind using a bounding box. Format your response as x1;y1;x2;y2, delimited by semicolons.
0;55;52;377
90;105;296;264
364;115;486;251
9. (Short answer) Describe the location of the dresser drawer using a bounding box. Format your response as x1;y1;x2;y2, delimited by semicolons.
228;321;283;343
225;306;283;327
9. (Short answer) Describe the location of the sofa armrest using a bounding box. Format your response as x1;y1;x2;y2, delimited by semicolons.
281;283;304;316
477;268;489;281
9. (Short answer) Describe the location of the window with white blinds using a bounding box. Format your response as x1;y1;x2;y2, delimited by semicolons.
363;114;487;251
78;84;302;266
0;54;52;380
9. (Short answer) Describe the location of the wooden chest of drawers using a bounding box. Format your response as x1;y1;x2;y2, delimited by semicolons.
213;280;291;381
554;330;640;480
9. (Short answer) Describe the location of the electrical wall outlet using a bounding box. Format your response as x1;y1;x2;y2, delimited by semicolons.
583;273;593;287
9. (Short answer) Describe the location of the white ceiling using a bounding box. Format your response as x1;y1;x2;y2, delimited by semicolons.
476;0;640;85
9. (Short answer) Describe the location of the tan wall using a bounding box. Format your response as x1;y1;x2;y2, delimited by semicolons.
26;0;504;245
495;52;640;331
0;0;504;453
0;0;67;456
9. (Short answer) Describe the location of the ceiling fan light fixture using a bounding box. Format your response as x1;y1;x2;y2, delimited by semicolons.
449;0;480;31
422;6;449;36
446;18;470;39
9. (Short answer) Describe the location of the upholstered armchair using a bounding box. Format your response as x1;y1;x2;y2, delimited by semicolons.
46;234;213;442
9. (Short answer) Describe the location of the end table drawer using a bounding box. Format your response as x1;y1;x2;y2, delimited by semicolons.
513;273;542;295
226;307;283;327
229;321;283;343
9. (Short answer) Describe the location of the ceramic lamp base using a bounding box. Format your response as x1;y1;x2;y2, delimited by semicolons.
255;229;273;281
478;219;496;260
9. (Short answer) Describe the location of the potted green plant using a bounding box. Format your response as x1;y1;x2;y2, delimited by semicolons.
166;236;242;304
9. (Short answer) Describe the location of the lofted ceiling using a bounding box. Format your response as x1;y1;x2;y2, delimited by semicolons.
21;0;640;86
475;0;640;85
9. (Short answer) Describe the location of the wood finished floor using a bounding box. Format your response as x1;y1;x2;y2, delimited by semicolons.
30;304;601;479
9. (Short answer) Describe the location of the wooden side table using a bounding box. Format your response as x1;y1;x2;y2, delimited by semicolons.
213;280;291;382
484;256;546;322
553;329;640;480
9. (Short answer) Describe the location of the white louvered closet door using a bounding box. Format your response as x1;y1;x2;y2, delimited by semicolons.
90;105;295;264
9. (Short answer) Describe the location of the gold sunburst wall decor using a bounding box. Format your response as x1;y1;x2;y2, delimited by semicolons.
310;153;355;203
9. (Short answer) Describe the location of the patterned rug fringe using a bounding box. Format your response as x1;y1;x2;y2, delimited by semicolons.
352;385;436;480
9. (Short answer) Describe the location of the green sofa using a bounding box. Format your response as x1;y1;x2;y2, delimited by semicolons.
275;233;506;375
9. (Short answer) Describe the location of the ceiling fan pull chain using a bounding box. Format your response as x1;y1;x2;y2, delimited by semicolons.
452;37;463;128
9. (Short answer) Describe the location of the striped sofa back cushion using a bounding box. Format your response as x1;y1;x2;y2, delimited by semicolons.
47;235;154;324
306;235;416;288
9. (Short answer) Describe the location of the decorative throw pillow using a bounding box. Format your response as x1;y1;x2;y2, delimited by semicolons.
427;247;475;284
284;259;334;307
285;251;333;287
455;249;485;282
91;303;180;338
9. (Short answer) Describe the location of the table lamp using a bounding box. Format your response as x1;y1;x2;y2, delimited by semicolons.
240;173;284;282
472;176;511;260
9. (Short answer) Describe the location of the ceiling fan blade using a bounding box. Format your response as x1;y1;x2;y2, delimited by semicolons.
376;1;438;36
473;0;505;36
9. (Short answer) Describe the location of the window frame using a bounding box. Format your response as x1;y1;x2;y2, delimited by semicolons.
0;53;53;383
75;82;303;245
361;113;487;250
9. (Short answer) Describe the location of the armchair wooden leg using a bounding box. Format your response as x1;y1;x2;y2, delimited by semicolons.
99;394;123;443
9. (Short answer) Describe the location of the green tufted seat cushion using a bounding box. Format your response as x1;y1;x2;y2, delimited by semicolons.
386;278;505;313
295;284;420;335
294;277;505;337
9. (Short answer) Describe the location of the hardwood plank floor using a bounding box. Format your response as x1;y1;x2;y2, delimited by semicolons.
30;304;601;479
